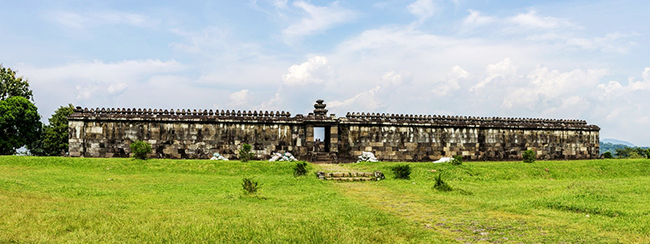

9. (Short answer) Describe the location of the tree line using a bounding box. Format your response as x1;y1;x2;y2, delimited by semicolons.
1;64;73;156
600;142;650;159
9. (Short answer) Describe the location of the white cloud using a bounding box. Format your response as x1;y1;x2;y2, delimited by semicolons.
381;70;413;87
500;66;607;109
281;56;333;86
508;10;572;29
170;27;263;61
432;66;469;96
541;96;589;117
462;10;494;28
527;66;607;99
229;89;250;107
408;0;437;23
75;82;128;100
565;32;633;53
107;83;129;95
46;11;159;29
16;59;185;120
282;1;356;41
328;86;384;112
597;67;650;98
470;58;518;92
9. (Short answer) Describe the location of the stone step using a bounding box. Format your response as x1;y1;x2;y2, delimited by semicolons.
316;171;385;181
324;177;374;181
311;161;335;164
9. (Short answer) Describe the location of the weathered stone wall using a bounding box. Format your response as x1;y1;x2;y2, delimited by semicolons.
68;104;600;161
337;113;600;161
68;108;308;159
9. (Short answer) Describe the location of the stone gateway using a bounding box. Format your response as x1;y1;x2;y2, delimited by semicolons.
68;100;600;162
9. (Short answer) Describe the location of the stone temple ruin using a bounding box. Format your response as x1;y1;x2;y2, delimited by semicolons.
68;100;600;162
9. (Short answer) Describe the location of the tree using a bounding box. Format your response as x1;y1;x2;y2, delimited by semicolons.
1;64;33;101
238;143;254;162
615;147;647;159
0;96;41;155
29;104;74;156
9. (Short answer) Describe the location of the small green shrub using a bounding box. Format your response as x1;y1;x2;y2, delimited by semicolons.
603;151;613;159
241;177;259;194
522;149;536;163
451;155;463;165
646;149;650;159
130;141;152;160
293;162;308;176
391;164;411;179
433;174;452;192
239;143;254;162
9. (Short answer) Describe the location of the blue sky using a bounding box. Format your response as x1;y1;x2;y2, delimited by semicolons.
1;0;649;146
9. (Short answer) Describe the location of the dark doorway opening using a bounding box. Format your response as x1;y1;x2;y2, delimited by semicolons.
313;126;331;152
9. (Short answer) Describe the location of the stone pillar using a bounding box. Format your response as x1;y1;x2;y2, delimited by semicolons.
68;120;85;157
306;125;314;152
330;126;338;153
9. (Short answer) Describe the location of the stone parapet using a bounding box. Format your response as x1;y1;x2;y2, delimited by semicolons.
342;112;599;131
69;106;302;124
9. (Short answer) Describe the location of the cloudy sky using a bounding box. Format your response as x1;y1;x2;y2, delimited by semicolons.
1;0;649;146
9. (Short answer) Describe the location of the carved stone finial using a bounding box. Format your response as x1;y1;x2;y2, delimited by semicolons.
313;99;328;116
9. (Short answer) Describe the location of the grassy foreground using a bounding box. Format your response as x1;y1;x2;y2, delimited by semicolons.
1;156;649;243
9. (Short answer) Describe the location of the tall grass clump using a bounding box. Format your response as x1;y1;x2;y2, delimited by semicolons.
293;161;308;176
241;177;259;194
129;141;152;160
433;174;452;192
522;149;536;163
391;164;411;179
239;143;254;162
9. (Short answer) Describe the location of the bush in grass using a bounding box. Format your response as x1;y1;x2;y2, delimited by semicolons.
241;178;259;194
293;162;308;176
522;149;536;163
603;151;613;159
239;143;254;162
130;141;152;160
433;174;452;192
451;155;463;165
646;149;650;159
391;164;411;179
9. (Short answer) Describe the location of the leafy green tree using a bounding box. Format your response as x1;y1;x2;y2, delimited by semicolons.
0;96;41;155
1;64;33;101
615;147;648;159
29;104;75;156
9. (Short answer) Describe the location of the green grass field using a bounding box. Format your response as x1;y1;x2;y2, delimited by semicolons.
1;156;649;243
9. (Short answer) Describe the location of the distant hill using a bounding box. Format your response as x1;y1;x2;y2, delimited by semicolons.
601;138;635;147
